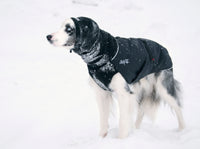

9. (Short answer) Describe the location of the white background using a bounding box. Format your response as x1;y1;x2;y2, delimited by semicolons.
0;0;200;148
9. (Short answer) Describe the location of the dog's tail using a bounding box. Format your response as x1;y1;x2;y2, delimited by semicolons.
174;78;182;107
162;68;183;107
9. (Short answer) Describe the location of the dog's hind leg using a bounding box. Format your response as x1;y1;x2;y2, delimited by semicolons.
135;98;159;129
135;107;144;129
159;89;185;130
89;77;112;137
157;70;185;130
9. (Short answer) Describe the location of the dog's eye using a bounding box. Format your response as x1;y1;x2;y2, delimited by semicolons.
65;24;73;34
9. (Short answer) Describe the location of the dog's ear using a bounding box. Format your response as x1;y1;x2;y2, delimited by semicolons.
77;17;99;32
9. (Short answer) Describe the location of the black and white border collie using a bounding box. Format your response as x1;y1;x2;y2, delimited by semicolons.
46;17;185;138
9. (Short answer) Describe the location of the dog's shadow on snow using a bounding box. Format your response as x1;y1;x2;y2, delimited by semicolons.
106;123;200;144
65;124;200;148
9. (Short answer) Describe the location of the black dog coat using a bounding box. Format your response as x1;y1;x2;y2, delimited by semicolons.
112;37;172;84
71;17;172;91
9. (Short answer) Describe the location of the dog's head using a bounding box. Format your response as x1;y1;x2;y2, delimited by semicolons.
46;19;76;48
46;17;100;54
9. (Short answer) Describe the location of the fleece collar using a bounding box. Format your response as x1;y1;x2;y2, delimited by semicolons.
71;17;118;68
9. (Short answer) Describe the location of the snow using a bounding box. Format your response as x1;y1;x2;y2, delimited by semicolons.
0;0;200;148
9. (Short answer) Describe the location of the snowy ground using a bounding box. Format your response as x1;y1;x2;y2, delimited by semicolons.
0;0;200;148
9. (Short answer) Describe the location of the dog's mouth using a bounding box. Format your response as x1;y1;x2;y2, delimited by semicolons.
48;40;53;44
46;36;71;47
48;39;57;46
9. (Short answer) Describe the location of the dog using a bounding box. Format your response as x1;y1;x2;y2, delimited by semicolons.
46;17;185;138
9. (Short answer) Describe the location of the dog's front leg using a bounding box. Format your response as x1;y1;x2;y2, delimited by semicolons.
96;92;112;137
110;73;134;138
117;93;133;138
89;77;112;138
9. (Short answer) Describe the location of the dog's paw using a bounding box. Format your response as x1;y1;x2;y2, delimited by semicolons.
99;130;108;138
118;129;130;139
177;122;186;132
177;126;185;132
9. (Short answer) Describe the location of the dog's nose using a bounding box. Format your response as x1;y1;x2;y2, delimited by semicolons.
46;35;52;41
